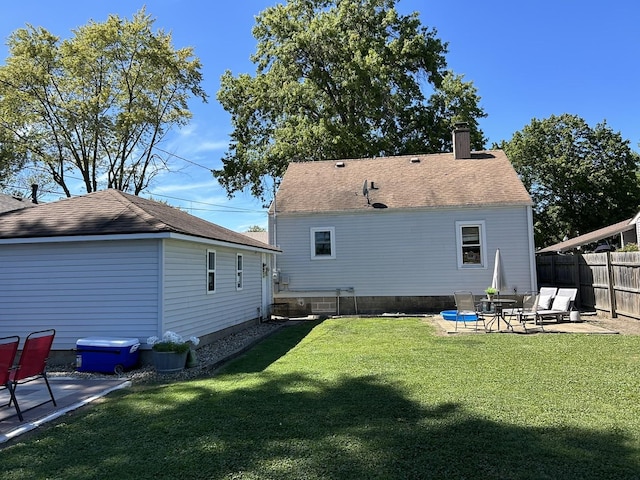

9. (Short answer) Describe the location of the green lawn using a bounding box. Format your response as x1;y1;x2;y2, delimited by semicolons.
2;318;640;479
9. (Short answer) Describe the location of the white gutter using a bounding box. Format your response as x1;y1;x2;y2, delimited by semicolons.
0;232;280;254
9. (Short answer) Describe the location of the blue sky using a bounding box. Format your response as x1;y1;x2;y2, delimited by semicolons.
1;1;639;231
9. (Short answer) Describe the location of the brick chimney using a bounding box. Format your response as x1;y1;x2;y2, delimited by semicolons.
453;122;471;159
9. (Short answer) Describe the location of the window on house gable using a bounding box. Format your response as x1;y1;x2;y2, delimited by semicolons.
311;227;336;259
456;221;486;268
207;250;216;293
236;254;243;290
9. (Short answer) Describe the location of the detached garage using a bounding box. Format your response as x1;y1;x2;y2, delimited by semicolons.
0;189;279;358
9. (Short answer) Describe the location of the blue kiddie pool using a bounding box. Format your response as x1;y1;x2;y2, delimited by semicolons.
440;310;478;322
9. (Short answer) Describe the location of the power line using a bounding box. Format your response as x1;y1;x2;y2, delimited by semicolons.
3;146;267;215
145;191;264;213
155;147;214;172
5;183;266;215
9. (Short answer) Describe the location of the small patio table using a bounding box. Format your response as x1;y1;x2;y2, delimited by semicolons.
482;298;516;332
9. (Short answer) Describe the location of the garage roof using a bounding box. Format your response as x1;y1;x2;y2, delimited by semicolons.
537;218;635;253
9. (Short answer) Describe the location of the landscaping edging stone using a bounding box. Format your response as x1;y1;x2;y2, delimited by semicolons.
48;321;286;384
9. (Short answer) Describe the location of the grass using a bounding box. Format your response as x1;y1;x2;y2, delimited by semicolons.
2;317;640;479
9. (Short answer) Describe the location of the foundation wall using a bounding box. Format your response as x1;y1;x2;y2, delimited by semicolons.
272;296;456;317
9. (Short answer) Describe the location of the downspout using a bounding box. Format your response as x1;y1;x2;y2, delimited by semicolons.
526;205;537;291
272;179;278;276
263;182;278;317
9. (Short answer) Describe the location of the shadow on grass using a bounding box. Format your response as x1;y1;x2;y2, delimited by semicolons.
2;324;639;479
216;320;322;374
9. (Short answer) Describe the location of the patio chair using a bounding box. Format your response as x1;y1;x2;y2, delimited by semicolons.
0;335;21;421
513;292;541;332
453;291;486;332
501;294;525;324
7;329;57;418
536;288;578;324
537;287;557;311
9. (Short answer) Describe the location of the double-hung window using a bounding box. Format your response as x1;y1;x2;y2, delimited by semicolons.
456;221;486;268
236;254;243;290
311;227;335;259
207;249;216;293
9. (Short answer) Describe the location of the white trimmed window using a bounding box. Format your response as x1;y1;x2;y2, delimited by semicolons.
311;227;336;259
207;249;216;293
456;221;486;268
236;254;243;290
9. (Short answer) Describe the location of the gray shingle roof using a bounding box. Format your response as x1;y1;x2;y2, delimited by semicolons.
273;151;532;214
0;189;279;251
0;193;33;213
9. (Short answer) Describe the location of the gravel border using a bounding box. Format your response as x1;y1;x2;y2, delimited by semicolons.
48;321;286;385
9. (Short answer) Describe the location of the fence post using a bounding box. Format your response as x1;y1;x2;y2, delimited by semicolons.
606;252;617;318
573;254;580;308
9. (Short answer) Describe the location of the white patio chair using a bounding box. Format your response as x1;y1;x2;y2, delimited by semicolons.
537;288;578;323
537;287;557;311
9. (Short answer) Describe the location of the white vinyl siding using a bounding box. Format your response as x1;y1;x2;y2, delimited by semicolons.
163;240;264;340
0;240;160;350
273;206;534;297
0;237;275;351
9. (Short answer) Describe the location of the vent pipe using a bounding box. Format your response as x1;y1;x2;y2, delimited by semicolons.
31;184;38;204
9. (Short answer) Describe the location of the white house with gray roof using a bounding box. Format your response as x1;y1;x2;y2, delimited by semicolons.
268;126;536;315
0;189;279;356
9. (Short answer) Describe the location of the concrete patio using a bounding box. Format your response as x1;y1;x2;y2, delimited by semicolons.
433;314;620;335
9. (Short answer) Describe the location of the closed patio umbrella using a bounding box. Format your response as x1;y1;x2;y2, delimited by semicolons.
491;248;508;295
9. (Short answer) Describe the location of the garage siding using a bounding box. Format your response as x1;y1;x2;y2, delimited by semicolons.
0;240;160;350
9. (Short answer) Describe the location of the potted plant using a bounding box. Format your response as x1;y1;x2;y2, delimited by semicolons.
147;331;199;373
485;287;497;301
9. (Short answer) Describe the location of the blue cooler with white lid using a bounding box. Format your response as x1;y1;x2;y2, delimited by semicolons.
76;337;140;374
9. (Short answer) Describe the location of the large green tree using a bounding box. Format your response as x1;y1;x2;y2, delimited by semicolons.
216;0;486;200
501;114;640;248
0;125;26;187
0;9;207;197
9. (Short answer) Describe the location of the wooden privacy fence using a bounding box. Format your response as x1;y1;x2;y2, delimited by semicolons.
537;252;640;319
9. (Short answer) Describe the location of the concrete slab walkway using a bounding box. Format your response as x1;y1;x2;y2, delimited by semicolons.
0;376;130;444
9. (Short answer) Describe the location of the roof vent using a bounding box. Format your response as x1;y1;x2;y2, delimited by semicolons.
410;157;420;164
335;161;345;168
